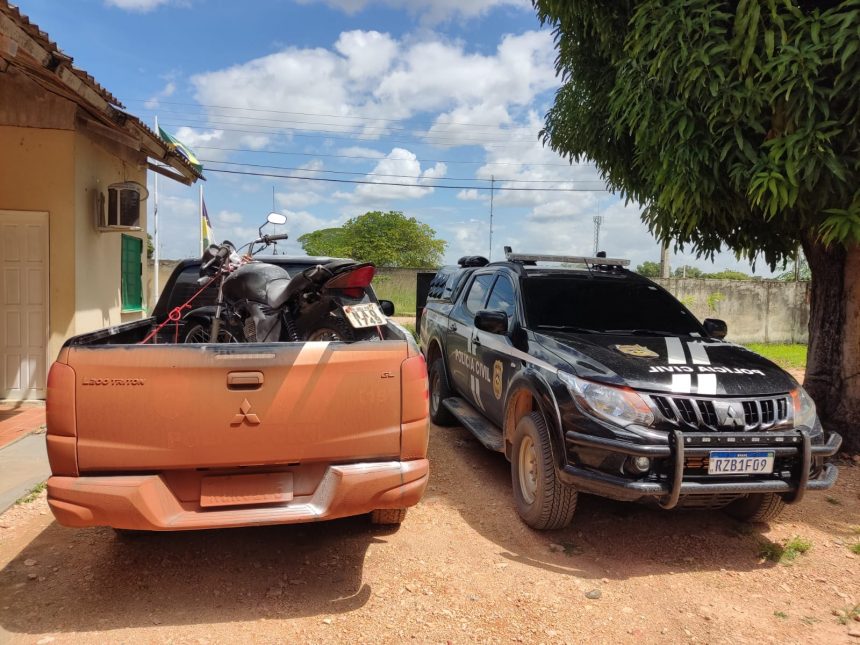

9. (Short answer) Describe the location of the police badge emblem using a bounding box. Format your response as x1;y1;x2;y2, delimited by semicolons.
493;360;504;399
614;344;659;358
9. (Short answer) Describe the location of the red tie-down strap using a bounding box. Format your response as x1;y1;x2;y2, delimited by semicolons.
138;274;218;345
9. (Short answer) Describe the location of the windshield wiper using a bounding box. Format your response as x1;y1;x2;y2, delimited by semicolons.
536;325;602;334
603;328;688;337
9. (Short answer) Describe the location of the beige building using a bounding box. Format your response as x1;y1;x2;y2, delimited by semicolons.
0;2;201;400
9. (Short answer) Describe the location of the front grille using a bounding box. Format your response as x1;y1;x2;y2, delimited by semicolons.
651;395;791;431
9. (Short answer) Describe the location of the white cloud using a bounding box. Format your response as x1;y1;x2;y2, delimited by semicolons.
337;146;386;160
104;0;181;12
144;80;176;109
276;190;324;209
334;31;398;80
296;0;529;23
340;148;446;203
215;210;243;225
457;189;484;201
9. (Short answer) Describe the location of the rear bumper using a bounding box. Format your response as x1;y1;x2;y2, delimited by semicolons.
47;459;429;531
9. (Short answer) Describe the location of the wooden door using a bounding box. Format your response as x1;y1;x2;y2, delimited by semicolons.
0;211;49;400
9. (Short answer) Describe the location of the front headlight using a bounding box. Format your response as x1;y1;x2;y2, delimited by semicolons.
791;387;817;428
559;372;654;427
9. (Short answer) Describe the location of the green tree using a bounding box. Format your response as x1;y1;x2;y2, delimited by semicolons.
673;265;705;279
296;228;349;258
146;234;154;260
707;269;752;280
534;0;860;449
298;211;446;268
635;260;661;277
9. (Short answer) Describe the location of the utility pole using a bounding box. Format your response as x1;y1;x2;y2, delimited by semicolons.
488;175;495;261
152;115;159;311
660;241;671;279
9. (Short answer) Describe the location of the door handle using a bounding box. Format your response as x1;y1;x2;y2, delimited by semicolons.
227;371;264;389
448;323;458;332
472;335;481;346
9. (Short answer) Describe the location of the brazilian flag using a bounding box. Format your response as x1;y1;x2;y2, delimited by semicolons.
158;126;203;173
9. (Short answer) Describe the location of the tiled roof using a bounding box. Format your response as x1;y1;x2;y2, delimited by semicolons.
0;1;202;182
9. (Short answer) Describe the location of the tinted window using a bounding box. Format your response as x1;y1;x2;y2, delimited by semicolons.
464;274;494;314
486;275;516;318
522;277;701;335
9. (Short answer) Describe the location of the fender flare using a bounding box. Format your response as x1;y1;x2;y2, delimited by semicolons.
424;336;453;392
503;369;566;467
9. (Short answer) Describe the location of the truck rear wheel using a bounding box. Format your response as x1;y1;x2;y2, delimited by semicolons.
428;358;457;426
510;412;577;530
725;493;786;523
370;508;407;525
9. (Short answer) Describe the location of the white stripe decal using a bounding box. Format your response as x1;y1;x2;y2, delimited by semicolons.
665;337;685;364
687;342;711;365
671;374;692;393
697;373;717;395
479;334;560;374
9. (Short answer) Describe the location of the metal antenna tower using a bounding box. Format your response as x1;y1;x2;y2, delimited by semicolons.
592;214;603;255
488;175;495;261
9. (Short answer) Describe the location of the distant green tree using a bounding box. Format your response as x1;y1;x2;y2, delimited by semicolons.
635;260;661;277
673;265;705;279
146;234;154;259
298;211;446;268
296;228;350;258
707;269;752;280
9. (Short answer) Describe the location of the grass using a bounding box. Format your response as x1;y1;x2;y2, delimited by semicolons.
850;543;860;555
759;535;813;563
15;481;46;505
745;343;807;370
373;271;417;316
774;611;788;619
825;496;842;506
836;605;860;625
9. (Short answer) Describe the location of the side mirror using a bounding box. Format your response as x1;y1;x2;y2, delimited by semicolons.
475;310;508;335
703;318;727;339
378;299;395;316
267;212;287;225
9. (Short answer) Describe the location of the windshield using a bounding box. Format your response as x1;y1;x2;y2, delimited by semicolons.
522;276;702;335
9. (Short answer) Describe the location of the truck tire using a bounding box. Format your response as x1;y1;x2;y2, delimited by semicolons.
428;358;457;426
725;493;786;523
370;508;407;524
511;412;577;530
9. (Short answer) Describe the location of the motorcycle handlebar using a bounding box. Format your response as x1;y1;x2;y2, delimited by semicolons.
202;244;232;270
261;233;290;243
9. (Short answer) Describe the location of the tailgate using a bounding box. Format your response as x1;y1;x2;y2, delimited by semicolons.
70;341;406;471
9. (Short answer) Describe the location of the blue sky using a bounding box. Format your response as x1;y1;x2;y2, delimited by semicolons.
20;0;774;274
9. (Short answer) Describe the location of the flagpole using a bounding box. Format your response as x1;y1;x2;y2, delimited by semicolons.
152;115;160;311
199;183;204;256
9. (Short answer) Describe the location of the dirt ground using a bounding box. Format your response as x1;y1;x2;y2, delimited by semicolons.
0;424;858;645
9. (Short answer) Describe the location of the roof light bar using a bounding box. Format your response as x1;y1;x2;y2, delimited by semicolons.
503;248;630;266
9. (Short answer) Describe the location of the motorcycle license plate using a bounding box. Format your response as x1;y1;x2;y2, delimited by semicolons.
708;451;774;475
343;303;386;328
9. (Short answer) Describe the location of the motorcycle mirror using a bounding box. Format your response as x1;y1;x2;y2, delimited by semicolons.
266;212;287;226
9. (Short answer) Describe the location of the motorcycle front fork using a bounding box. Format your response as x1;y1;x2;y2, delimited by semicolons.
210;279;225;340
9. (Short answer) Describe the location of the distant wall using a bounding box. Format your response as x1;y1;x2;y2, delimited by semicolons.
653;278;809;344
146;262;810;344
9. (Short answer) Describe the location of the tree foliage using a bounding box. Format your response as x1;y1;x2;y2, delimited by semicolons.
534;0;860;267
297;211;446;268
636;260;662;276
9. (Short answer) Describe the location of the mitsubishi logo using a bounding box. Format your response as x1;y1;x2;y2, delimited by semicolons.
231;399;260;426
724;404;745;429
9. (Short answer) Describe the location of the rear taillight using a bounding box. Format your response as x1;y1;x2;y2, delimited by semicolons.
400;353;429;460
46;362;78;476
325;264;376;289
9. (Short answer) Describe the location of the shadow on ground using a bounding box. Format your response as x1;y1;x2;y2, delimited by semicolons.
0;516;389;634
424;424;794;581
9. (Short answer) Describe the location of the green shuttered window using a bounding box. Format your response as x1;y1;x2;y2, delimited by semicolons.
121;234;143;311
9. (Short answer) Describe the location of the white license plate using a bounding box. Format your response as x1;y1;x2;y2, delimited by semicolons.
343;303;386;328
708;451;775;475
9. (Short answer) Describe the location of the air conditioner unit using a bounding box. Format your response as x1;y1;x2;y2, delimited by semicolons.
95;181;148;232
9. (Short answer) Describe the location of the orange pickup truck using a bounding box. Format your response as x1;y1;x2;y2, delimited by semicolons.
44;319;429;531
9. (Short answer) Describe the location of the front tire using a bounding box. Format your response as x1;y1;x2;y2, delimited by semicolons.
510;412;577;530
428;358;457;426
725;493;786;523
183;321;239;343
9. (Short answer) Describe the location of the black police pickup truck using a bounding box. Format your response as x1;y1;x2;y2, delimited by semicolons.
419;249;841;530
